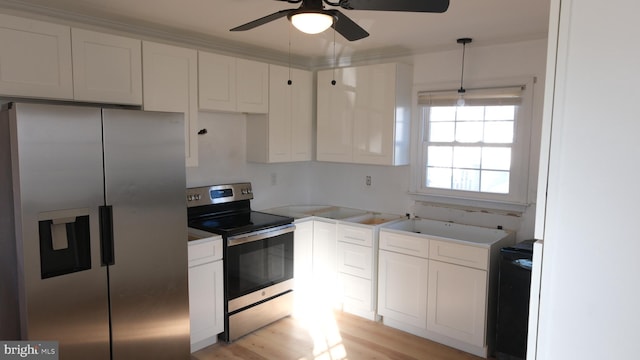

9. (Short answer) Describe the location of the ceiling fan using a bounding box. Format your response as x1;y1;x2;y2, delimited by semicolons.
230;0;450;41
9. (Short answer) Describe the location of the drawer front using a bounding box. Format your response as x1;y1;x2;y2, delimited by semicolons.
337;242;372;279
188;237;223;265
379;230;429;258
338;273;372;310
429;239;488;270
337;224;373;247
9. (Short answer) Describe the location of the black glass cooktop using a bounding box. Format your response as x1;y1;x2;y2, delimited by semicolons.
188;210;293;237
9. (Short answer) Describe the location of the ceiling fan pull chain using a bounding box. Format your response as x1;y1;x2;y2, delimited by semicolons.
288;23;293;85
332;23;337;86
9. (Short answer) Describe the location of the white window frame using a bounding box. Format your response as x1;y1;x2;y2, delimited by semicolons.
410;77;535;211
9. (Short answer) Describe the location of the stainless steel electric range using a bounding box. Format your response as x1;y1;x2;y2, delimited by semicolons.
186;183;295;342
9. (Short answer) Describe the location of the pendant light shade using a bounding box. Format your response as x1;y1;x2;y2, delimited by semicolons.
289;11;334;34
457;37;472;106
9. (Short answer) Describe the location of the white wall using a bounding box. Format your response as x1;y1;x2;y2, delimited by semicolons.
535;0;640;358
186;39;548;241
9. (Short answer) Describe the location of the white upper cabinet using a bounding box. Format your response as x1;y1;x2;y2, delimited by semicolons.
198;52;268;114
317;63;412;166
72;28;142;105
142;41;198;167
198;52;236;112
247;64;312;163
0;13;73;100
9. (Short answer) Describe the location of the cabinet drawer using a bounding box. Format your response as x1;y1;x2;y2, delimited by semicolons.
337;242;372;279
337;224;373;247
429;239;488;270
379;230;429;258
338;273;372;310
188;237;223;265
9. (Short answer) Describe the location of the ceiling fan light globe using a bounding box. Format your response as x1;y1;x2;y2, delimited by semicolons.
291;13;333;34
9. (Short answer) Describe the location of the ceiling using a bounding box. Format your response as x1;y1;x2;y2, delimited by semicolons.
1;0;551;67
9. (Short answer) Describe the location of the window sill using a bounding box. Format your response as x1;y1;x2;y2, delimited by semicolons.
408;192;531;214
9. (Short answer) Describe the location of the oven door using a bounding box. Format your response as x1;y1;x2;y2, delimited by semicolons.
226;224;294;302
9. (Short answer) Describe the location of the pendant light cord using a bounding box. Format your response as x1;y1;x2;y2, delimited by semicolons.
457;38;472;94
332;21;337;86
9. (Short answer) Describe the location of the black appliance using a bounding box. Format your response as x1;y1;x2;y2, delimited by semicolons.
495;240;535;360
186;183;295;342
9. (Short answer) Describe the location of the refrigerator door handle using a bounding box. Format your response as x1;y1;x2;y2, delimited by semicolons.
99;205;115;266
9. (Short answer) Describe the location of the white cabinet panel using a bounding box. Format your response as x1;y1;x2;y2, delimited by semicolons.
316;63;411;165
293;220;314;298
377;250;428;328
142;41;198;167
312;219;338;305
188;237;223;352
0;13;72;100
336;223;373;247
427;260;487;347
379;229;429;258
338;273;372;312
198;52;236;112
71;28;142;105
247;65;312;163
429;239;489;270
337;242;371;279
236;58;269;113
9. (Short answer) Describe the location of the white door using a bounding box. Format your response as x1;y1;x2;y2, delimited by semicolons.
312;220;338;306
198;51;237;112
72;28;142;105
236;58;268;113
377;250;428;328
317;68;354;162
427;260;487;346
0;14;73;99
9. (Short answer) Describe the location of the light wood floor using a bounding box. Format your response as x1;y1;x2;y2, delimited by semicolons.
191;308;484;360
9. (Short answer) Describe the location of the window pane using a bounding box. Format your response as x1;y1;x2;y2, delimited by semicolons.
456;106;484;121
456;122;483;143
485;105;515;120
427;146;453;167
482;147;511;170
429;122;455;142
427;167;452;189
484;121;514;143
453;169;480;191
430;107;456;122
453;146;481;169
481;170;510;193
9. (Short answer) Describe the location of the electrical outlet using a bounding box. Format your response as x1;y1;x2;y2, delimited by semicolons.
271;173;277;186
366;175;372;186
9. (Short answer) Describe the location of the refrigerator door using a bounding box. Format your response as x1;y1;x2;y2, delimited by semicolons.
101;108;190;359
9;103;110;359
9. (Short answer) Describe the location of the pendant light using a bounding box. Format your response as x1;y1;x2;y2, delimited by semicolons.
456;37;472;106
289;10;334;34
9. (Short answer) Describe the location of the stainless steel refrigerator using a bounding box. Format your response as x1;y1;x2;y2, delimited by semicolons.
0;102;190;359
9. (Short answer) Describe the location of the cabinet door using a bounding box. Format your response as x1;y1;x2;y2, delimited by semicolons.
266;64;293;162
188;260;224;352
142;41;198;167
312;220;338;305
236;58;268;113
427;260;487;347
378;250;428;328
294;220;314;294
290;68;313;161
72;28;142;105
352;63;396;165
198;51;237;112
338;273;372;314
316;68;354;162
337;242;372;279
0;14;73;99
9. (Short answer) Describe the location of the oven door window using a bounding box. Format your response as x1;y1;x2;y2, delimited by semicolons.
226;231;293;300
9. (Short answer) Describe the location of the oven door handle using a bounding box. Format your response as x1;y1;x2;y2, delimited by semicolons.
227;224;296;247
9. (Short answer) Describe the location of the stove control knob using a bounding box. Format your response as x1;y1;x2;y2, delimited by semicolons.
247;188;252;194
241;189;247;195
187;195;193;201
195;194;201;200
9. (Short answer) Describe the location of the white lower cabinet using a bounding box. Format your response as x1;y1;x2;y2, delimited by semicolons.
188;236;224;352
293;219;314;313
377;249;428;328
311;219;339;307
427;260;487;347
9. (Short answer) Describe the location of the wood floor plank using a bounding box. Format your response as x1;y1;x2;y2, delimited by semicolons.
192;310;486;360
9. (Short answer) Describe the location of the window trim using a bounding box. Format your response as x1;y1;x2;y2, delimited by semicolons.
410;77;535;209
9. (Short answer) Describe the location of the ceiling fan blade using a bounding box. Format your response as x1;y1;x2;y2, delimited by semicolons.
327;10;369;41
230;9;292;31
336;0;450;13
